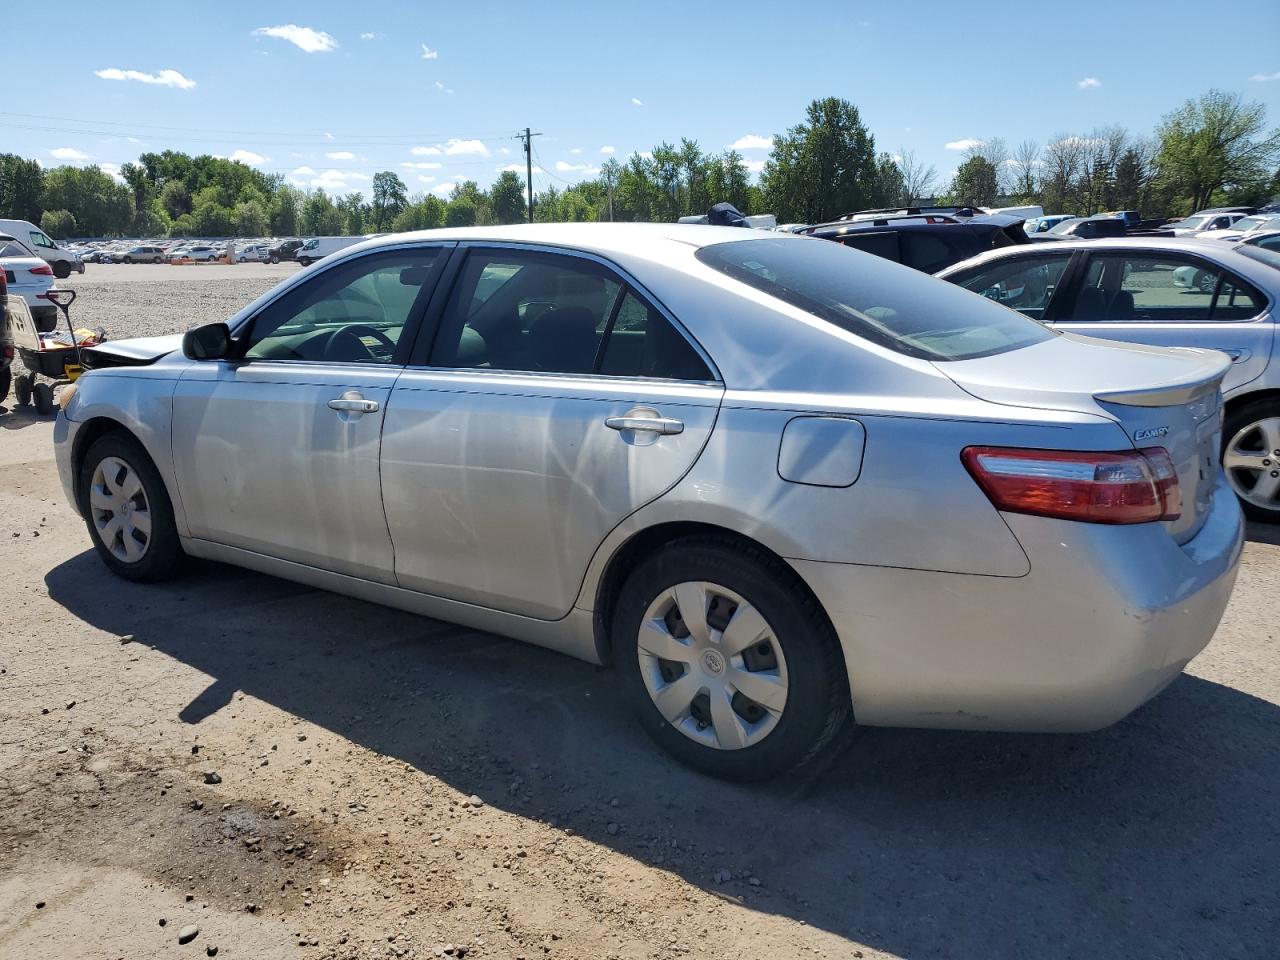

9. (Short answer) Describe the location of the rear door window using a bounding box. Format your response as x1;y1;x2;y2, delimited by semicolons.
837;231;900;263
900;232;960;273
1065;253;1262;322
952;254;1072;321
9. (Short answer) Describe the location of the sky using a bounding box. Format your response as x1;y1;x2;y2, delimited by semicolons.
5;0;1279;201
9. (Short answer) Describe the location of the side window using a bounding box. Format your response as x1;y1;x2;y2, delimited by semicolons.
1066;254;1222;322
1255;235;1280;252
29;230;54;249
1212;273;1265;321
955;255;1070;321
899;232;956;273
244;248;441;363
598;291;713;380
839;232;900;263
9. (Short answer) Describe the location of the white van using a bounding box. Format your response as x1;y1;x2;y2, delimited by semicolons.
295;236;364;267
0;219;84;278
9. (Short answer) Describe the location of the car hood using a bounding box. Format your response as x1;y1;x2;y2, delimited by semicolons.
81;334;183;370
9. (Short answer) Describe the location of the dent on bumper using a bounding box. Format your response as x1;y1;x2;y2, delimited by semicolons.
793;480;1244;733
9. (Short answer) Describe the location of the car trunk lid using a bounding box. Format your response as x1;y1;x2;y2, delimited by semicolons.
935;332;1229;543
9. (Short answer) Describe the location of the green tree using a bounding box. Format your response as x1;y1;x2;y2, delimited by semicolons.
391;195;446;232
0;154;45;222
338;192;367;234
870;152;906;206
272;186;302;236
371;171;408;231
233;199;269;236
161;180;192;220
302;191;343;235
444;196;477;227
948;155;1000;205
191;200;234;237
1155;89;1280;213
41;166;134;235
40;209;76;238
490;171;526;224
761;97;879;223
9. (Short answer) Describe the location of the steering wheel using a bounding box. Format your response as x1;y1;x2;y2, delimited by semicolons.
324;324;397;362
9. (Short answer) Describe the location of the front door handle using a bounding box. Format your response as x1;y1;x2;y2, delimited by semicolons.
327;391;380;414
1212;347;1249;363
605;415;684;435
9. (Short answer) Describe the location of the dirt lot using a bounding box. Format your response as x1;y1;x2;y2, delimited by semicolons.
2;268;1279;959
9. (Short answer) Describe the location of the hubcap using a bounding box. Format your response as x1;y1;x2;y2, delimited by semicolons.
1224;416;1280;511
637;581;788;751
89;456;152;563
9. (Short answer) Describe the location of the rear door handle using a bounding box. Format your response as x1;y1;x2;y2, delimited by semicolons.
605;415;684;435
327;392;380;414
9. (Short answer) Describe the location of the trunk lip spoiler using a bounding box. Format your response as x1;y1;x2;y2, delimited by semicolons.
1092;350;1230;408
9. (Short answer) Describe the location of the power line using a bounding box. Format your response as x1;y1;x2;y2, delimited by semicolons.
516;128;542;223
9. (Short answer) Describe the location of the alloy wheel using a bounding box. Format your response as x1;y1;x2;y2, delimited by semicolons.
89;456;152;563
1224;416;1280;511
637;581;788;750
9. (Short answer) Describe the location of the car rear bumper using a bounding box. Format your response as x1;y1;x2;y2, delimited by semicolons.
792;477;1244;732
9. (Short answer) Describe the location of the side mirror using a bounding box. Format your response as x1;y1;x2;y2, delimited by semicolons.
182;322;231;361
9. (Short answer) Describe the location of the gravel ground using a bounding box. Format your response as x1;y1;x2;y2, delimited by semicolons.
2;267;1279;958
53;262;299;343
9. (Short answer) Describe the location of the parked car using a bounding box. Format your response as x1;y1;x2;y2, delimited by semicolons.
120;245;167;264
236;244;269;263
0;219;84;278
0;233;57;330
803;214;1029;273
938;236;1280;522
1025;214;1079;234
1042;216;1129;239
169;245;219;263
1166;212;1246;236
267;239;304;264
1239;230;1280;253
56;224;1242;779
295;236;364;267
1196;214;1280;242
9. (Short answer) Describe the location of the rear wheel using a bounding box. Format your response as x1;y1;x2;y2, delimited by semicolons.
153;256;162;264
297;256;312;267
122;256;133;264
79;432;184;581
1223;399;1280;523
614;538;849;781
32;382;54;415
53;261;70;279
1196;270;1216;295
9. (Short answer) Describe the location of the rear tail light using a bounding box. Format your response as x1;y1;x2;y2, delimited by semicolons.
30;264;54;276
2;345;13;361
962;446;1182;524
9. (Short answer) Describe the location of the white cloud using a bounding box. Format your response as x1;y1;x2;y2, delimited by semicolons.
1250;70;1280;82
411;145;442;156
326;151;356;160
433;80;456;95
1076;76;1101;90
631;97;644;106
98;162;124;181
126;136;141;143
729;134;772;151
498;146;511;155
498;163;542;174
744;159;767;174
308;169;370;192
401;161;443;169
360;32;377;40
431;182;457;195
637;151;653;160
555;160;600;176
94;67;196;89
569;148;582;155
421;44;439;60
945;138;986;151
50;147;89;161
229;149;268;165
443;138;488;156
416;175;437;184
252;25;338;54
600;145;616;155
291;165;317;176
323;131;334;141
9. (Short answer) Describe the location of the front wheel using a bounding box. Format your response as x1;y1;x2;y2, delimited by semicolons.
79;431;184;581
1223;400;1280;523
613;538;849;781
297;257;312;267
270;255;280;264
153;256;162;264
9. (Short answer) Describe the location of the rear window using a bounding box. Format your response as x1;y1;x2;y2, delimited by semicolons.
0;239;27;258
1239;243;1280;271
696;236;1055;362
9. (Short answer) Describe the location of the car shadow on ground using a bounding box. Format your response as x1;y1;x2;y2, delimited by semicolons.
46;550;1279;960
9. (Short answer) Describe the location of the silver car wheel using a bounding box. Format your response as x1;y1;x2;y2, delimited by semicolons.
1224;416;1280;510
89;456;152;563
637;581;789;751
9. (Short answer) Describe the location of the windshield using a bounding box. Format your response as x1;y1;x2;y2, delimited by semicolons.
695;237;1054;362
1175;215;1209;230
1047;218;1082;234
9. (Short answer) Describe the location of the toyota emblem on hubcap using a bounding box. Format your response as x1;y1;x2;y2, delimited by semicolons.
701;649;726;675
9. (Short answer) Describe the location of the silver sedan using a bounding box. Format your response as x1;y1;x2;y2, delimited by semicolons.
53;224;1243;779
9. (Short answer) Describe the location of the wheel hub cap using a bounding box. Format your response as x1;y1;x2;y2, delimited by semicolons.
89;456;152;564
637;581;789;751
1224;416;1280;511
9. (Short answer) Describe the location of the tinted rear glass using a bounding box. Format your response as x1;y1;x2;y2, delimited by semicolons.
696;237;1055;361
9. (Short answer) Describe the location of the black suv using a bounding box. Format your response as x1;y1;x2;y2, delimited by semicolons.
802;213;1030;274
267;239;304;263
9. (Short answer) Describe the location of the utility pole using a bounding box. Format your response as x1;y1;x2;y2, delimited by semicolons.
518;127;542;223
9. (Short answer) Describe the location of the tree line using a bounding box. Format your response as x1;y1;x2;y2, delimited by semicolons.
1;88;1275;240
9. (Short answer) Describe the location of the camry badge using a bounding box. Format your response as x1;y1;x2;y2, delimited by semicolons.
1134;426;1169;441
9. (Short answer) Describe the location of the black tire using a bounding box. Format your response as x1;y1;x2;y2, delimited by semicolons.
1196;270;1215;295
78;431;184;582
13;373;33;406
1223;398;1280;524
32;382;54;415
0;365;10;403
33;309;58;334
52;261;71;279
297;257;311;267
613;537;849;781
153;256;162;264
122;256;133;264
270;255;280;264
